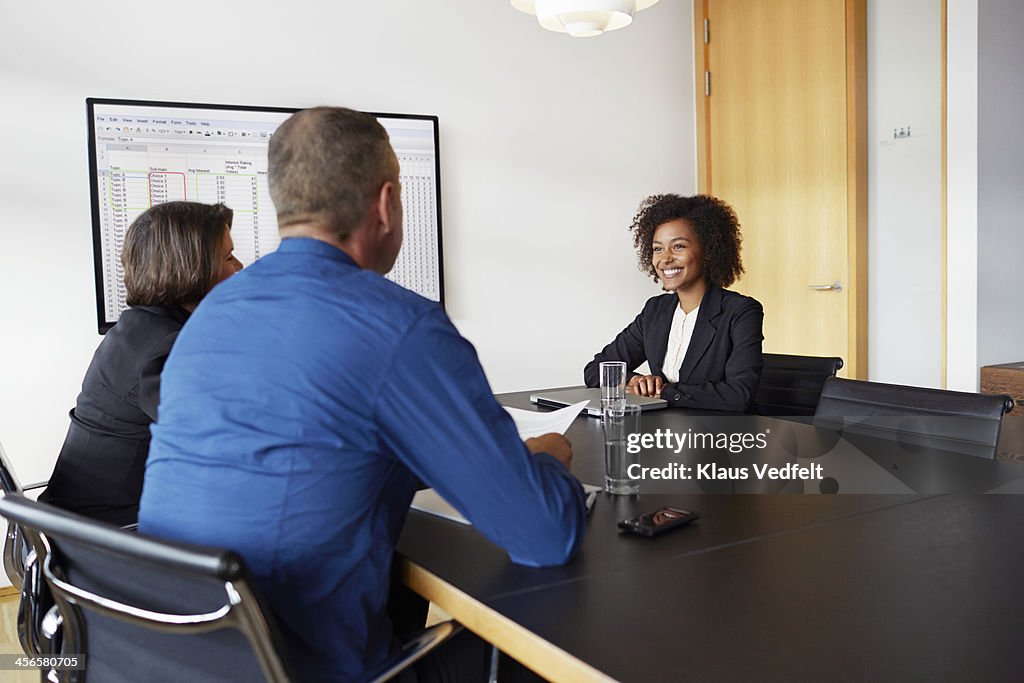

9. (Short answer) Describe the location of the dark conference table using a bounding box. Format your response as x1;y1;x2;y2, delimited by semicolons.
396;389;1024;682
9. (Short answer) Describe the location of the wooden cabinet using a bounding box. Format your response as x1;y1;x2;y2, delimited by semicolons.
981;362;1024;409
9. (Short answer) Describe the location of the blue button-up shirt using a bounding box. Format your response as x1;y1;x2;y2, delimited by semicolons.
139;238;586;682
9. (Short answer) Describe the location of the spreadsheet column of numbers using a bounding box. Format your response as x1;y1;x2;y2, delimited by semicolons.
391;151;440;301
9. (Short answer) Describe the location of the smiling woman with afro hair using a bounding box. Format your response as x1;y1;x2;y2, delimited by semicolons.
583;194;764;412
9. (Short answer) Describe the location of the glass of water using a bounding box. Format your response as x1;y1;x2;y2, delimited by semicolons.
603;403;641;495
599;361;627;413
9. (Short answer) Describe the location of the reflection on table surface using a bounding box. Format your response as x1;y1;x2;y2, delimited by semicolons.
496;388;1024;496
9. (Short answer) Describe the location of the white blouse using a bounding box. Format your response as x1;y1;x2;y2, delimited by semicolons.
662;304;699;383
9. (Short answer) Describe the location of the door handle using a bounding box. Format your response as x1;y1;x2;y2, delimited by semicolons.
808;281;843;292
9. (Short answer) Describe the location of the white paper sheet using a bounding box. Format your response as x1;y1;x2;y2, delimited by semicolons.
411;400;592;525
410;488;468;524
502;400;591;440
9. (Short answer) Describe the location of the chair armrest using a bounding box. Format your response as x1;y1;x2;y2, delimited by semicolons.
366;621;461;683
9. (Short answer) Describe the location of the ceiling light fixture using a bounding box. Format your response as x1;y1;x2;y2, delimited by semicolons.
511;0;661;38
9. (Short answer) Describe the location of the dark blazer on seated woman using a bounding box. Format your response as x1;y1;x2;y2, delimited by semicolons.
584;285;764;412
583;193;764;413
40;306;187;526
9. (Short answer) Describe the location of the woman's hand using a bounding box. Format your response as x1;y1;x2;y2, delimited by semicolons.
626;374;664;397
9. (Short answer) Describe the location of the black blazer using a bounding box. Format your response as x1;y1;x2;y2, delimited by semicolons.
584;286;764;412
40;305;189;526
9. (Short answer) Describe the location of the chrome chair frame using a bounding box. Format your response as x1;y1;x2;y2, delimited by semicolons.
1;440;52;656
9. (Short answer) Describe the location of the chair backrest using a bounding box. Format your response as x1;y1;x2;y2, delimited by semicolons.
815;377;1015;459
0;440;23;495
755;354;844;416
0;494;295;683
1;439;29;588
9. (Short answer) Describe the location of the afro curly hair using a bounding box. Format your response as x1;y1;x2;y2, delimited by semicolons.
629;193;744;288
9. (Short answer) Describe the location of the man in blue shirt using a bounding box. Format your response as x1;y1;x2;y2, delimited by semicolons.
138;107;587;682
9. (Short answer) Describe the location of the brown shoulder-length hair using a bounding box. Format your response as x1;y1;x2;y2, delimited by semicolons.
123;201;233;307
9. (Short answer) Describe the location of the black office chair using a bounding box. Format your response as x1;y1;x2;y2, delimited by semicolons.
755;353;844;416
814;377;1015;459
0;494;458;683
1;440;55;657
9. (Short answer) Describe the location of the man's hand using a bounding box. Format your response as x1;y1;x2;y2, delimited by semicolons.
525;433;573;470
627;374;664;397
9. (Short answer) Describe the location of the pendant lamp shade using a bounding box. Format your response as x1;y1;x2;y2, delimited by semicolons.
512;0;660;38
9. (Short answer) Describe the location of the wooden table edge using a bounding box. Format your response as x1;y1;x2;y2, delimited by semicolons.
399;558;618;683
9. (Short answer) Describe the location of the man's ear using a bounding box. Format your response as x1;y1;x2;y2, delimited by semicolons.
374;180;399;236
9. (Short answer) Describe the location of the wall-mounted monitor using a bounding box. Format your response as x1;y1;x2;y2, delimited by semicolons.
87;97;443;333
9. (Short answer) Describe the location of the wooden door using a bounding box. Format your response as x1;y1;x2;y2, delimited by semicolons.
695;0;867;377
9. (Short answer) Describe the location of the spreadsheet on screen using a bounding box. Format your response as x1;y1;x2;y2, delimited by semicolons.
89;100;443;331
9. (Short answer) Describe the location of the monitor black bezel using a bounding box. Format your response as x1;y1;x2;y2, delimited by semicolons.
86;97;444;334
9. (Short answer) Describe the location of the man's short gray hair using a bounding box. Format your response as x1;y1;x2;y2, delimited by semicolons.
268;107;397;240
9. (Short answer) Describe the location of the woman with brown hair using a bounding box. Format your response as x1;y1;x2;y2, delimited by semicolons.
40;201;242;525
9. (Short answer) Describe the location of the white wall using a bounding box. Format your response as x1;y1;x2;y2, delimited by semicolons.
0;1;695;484
945;0;979;391
977;0;1024;370
867;0;943;387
